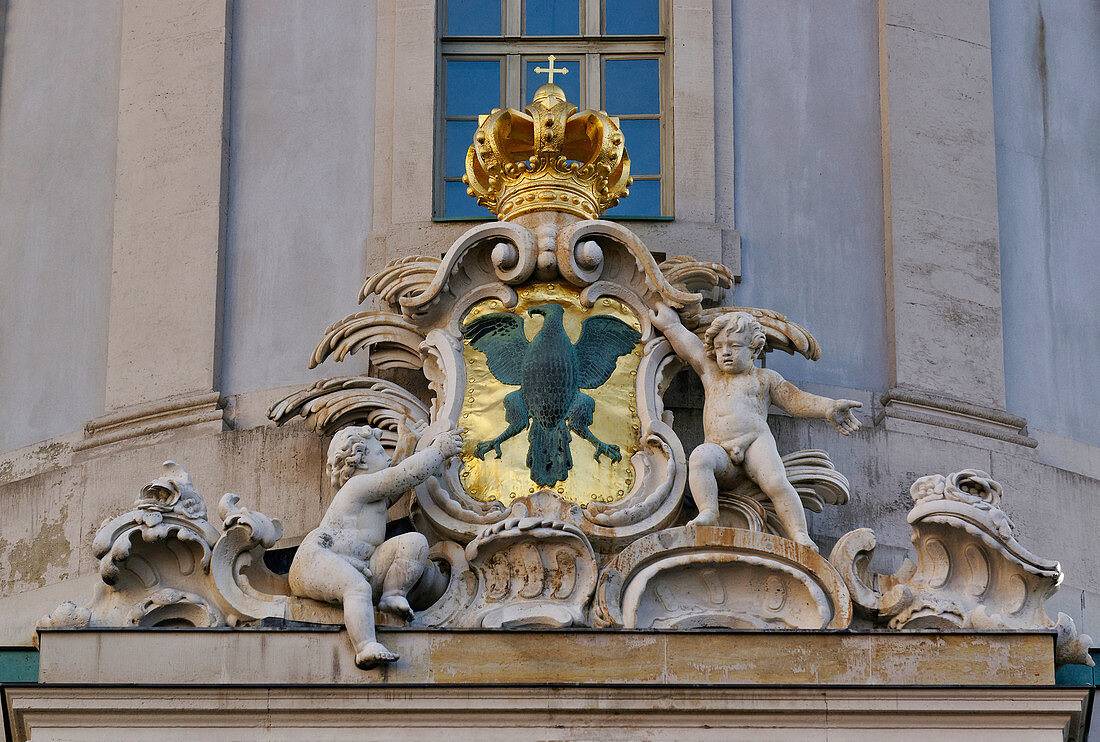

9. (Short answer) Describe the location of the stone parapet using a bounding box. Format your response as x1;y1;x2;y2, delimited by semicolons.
35;627;1054;686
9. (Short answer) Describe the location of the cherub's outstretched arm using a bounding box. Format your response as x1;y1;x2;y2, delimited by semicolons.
768;372;862;435
651;302;711;377
339;429;464;505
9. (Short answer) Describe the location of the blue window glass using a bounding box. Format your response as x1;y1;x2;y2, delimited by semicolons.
525;0;580;36
445;121;479;177
603;179;660;217
604;59;659;115
619;119;660;176
525;58;581;105
447;0;501;36
446;60;502;117
445;181;495;219
604;0;659;35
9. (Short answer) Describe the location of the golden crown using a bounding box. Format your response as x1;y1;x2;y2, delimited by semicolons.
463;83;632;221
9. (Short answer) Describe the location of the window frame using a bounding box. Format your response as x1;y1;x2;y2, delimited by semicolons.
435;0;672;221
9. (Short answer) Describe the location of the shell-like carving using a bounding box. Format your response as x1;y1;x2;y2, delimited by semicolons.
359;255;444;308
657;255;733;305
267;375;429;442
309;311;426;370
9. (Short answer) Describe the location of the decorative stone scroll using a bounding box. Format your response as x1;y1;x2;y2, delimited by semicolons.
830;469;1094;667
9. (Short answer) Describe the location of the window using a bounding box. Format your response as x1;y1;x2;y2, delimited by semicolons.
437;0;669;220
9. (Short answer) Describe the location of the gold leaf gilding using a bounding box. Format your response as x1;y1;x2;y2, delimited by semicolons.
460;283;641;507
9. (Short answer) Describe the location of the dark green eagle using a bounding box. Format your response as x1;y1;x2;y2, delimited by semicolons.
462;303;642;487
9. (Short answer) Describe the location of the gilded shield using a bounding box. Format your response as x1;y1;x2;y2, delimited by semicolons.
459;283;642;507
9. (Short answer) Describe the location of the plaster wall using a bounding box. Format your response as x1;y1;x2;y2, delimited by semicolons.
992;0;1100;447
729;0;888;393
0;1;120;452
220;1;376;396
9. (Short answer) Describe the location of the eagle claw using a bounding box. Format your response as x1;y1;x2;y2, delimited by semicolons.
475;441;503;459
593;442;622;463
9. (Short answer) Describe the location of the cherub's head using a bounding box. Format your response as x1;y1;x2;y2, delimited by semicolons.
327;426;391;489
704;312;766;374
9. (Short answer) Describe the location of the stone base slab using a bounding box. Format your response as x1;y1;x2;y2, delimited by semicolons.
4;685;1088;742
36;627;1055;686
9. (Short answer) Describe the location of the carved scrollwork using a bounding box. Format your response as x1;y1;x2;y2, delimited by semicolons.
829;469;1093;667
268;376;429;445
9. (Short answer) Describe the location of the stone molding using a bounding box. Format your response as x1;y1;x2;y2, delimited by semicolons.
879;387;1037;447
6;683;1088;741
73;391;229;455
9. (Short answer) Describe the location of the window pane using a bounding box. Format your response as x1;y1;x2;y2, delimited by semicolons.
445;181;495;218
446;59;501;117
604;0;659;35
525;0;580;36
445;121;478;177
604;59;659;115
525;57;581;105
620;119;660;176
604;179;660;217
447;0;501;36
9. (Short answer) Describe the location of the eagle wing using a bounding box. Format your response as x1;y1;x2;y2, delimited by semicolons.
461;312;529;386
574;315;642;390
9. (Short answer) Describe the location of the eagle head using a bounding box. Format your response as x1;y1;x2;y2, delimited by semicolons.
528;303;565;319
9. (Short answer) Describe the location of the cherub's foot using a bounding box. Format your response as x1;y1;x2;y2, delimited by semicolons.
592;441;622;463
474;440;502;459
688;509;719;527
378;594;414;622
354;641;399;669
792;533;819;552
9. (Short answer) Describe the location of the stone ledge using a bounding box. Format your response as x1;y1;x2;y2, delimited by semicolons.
5;684;1088;742
36;627;1055;686
878;387;1038;447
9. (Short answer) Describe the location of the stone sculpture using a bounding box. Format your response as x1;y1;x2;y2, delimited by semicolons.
38;78;1090;675
650;302;862;549
289;423;463;668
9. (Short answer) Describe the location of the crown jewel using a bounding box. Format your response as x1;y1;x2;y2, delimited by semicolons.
462;83;632;221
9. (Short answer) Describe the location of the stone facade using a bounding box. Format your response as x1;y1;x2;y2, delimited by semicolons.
0;0;1098;738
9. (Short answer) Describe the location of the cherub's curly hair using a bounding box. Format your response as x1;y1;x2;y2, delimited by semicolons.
703;312;766;359
327;425;386;490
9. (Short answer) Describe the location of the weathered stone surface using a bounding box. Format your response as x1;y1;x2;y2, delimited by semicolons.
35;627;1055;686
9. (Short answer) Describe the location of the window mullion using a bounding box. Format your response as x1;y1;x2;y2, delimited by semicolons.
584;0;600;35
586;53;600;111
504;0;521;36
506;54;523;108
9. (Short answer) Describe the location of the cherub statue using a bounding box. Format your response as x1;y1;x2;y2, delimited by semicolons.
651;303;862;550
289;422;462;669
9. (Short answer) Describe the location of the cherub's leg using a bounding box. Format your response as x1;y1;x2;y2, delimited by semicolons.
688;442;733;526
741;434;816;551
289;539;396;669
370;532;429;622
475;389;529;459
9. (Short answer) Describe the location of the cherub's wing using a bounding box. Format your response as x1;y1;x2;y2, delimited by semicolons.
461;312;529;386
696;307;821;361
574;315;642;390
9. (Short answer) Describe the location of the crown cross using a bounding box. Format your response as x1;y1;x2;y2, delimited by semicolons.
533;55;569;85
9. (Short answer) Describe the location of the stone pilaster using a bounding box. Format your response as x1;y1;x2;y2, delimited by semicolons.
878;0;1033;446
82;0;232;454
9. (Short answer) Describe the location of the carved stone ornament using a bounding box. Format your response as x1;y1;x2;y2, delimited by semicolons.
830;469;1094;667
38;81;1091;675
